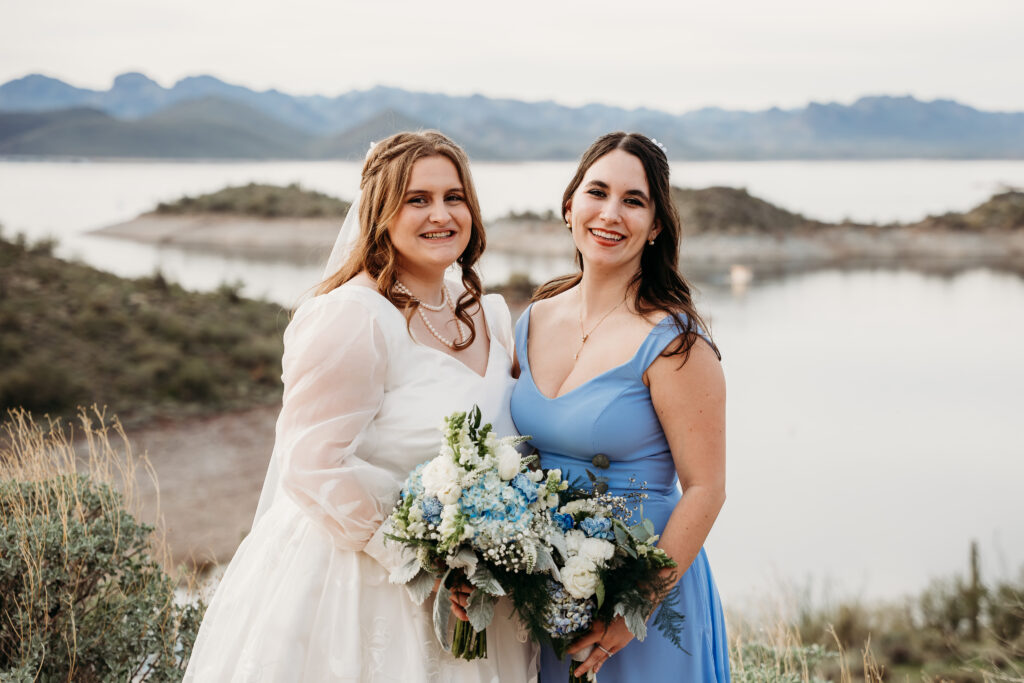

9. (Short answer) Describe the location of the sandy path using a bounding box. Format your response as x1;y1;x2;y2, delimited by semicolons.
127;405;279;569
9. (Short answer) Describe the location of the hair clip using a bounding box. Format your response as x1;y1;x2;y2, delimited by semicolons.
650;137;668;156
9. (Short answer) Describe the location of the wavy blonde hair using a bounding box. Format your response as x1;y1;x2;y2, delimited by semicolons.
317;131;486;350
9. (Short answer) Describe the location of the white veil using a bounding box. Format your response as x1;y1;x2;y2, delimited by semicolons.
251;146;371;526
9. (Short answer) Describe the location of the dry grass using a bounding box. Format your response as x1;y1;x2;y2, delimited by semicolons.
0;407;202;680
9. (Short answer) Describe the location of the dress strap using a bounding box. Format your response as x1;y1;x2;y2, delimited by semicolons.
513;303;534;370
480;293;514;358
631;314;709;375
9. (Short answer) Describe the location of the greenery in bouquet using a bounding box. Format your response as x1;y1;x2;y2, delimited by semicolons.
383;406;566;660
506;481;688;681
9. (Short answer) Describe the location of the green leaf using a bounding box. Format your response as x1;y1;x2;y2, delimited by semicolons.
466;589;496;633
613;522;630;548
404;570;436;606
433;569;452;650
596;579;606;609
467;565;506;596
391;557;422;585
534;546;557;576
631;522;652;543
447;546;478;575
614;602;648;641
547;531;568;563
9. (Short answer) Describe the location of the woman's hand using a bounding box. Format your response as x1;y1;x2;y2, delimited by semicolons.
565;616;635;678
447;579;473;622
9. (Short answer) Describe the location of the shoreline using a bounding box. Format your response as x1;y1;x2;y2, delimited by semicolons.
92;214;1024;277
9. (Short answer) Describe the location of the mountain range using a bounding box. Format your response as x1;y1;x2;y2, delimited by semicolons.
2;72;1023;160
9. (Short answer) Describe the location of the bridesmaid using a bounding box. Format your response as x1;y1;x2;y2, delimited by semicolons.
510;132;730;680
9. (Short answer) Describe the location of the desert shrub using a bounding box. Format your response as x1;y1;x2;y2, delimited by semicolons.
731;641;833;683
1;233;285;422
167;358;219;402
0;356;87;415
0;409;203;681
920;576;974;639
489;272;536;303
990;577;1024;644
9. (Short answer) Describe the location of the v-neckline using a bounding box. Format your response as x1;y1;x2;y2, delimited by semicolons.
522;303;668;400
350;283;496;379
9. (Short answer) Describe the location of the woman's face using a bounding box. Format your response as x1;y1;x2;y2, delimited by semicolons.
387;155;473;278
566;149;658;274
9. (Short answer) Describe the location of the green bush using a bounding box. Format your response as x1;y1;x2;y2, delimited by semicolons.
0;233;285;423
730;642;833;683
0;411;203;681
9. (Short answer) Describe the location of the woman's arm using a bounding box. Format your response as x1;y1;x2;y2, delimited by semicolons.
275;293;408;573
569;336;726;677
647;337;727;581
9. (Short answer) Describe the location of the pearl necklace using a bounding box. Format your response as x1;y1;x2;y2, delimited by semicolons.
394;279;446;311
396;279;467;349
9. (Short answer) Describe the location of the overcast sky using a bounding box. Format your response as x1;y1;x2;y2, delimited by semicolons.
3;0;1022;113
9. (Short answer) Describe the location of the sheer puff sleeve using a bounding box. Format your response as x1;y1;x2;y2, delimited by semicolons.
276;290;405;570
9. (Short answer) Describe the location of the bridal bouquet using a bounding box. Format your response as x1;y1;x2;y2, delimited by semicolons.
508;486;687;683
384;406;567;660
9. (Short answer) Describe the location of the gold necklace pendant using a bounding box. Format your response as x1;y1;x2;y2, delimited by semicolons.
575;286;625;362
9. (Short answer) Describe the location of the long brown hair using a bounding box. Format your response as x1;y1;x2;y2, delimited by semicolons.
317;131;486;350
533;131;719;361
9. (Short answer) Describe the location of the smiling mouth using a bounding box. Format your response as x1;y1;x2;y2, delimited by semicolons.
421;230;454;240
589;228;624;242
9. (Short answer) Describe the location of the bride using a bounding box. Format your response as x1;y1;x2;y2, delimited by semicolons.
184;131;537;682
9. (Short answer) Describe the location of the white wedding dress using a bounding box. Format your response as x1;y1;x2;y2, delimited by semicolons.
184;283;537;682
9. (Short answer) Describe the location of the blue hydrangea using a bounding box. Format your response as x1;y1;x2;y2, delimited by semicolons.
553;512;575;532
542;579;594;637
458;475;533;545
580;516;614;540
510;473;538;504
421;497;443;524
402;463;427;499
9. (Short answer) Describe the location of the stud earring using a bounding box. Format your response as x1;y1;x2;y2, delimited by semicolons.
566;222;572;230
648;237;656;245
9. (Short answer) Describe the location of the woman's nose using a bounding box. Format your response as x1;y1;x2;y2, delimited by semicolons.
600;202;621;223
429;203;451;224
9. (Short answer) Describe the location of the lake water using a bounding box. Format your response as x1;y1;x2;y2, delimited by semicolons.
1;159;1022;609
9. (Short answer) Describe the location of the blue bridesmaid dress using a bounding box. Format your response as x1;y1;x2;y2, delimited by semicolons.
510;304;731;682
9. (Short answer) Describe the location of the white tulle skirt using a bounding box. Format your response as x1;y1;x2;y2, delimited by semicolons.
184;496;537;682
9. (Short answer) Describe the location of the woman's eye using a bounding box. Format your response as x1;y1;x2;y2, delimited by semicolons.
446;194;465;203
408;196;427;205
625;198;645;207
587;189;606;198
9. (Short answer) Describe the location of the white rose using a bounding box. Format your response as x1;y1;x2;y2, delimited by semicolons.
497;443;522;480
422;455;460;496
561;499;592;516
578;538;615;566
564;529;587;557
561;556;599;600
527;468;544;483
436;482;462;505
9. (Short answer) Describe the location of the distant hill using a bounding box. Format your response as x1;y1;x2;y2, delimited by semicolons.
3;73;1024;159
154;183;350;218
913;190;1024;231
0;97;312;158
0;233;285;423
